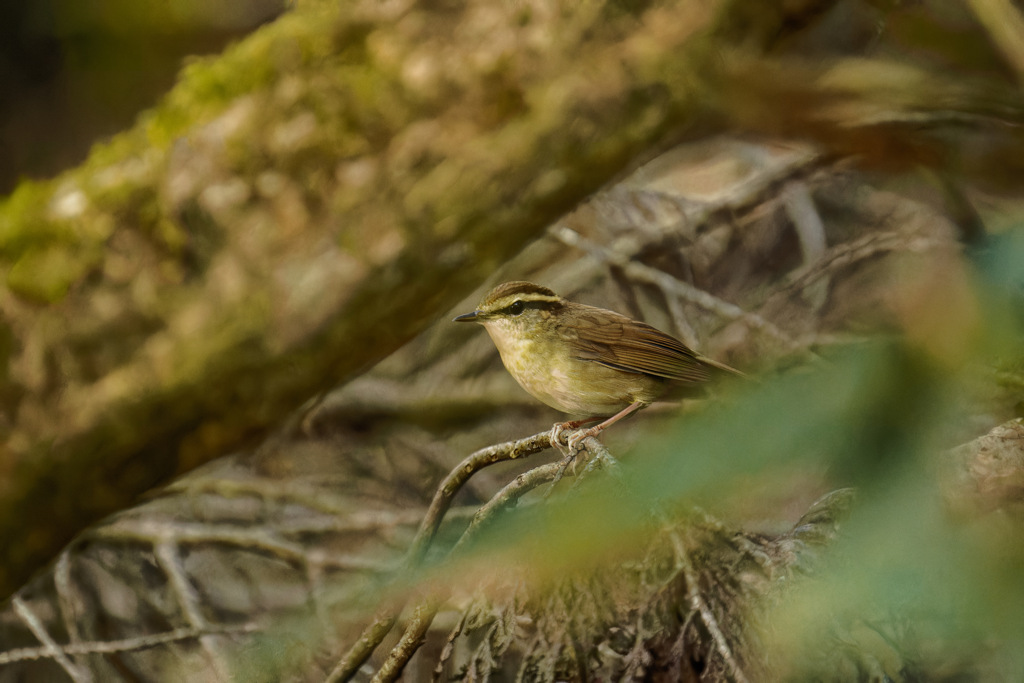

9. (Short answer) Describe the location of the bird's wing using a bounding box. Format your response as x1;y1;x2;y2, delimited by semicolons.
567;308;714;383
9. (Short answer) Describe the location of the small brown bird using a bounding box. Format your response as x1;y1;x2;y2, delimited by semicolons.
454;281;743;452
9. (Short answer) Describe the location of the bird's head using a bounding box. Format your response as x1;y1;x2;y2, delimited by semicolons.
454;281;565;343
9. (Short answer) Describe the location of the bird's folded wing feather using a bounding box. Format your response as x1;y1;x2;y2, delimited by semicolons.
568;309;713;383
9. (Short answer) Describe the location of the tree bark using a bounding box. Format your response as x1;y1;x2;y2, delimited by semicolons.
0;0;837;596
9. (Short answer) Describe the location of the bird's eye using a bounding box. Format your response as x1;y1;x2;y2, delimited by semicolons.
507;300;525;315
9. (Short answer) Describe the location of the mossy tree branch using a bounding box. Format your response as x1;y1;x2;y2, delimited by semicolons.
0;0;845;596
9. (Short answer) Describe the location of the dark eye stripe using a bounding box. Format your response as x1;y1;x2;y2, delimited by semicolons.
499;299;559;316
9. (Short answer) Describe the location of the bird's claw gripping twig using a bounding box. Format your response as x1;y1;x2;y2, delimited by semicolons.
546;427;580;495
566;425;602;454
548;422;574;458
548;421;609;490
549;419;603;461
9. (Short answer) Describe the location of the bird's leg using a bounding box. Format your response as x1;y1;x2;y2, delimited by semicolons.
566;402;645;454
549;417;601;458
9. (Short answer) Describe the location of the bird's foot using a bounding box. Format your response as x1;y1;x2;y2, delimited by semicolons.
563;402;644;455
548;422;577;459
546;423;608;496
565;424;604;454
549;418;600;460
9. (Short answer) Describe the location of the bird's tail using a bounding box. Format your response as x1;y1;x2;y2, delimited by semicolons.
698;354;749;380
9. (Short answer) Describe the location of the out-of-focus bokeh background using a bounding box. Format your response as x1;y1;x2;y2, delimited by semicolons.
1;0;1024;681
0;0;285;193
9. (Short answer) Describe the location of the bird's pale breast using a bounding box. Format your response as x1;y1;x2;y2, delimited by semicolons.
484;323;662;417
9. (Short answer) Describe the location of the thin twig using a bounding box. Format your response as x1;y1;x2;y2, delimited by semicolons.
664;285;701;349
54;551;83;647
778;229;949;300
668;531;750;683
455;461;564;553
380;437;618;676
371;598;443;683
546;435;622;496
782;181;827;263
89;521;385;571
551;225;794;346
432;609;470;681
588;146;823;246
12;596;93;683
575;436;620;478
545;456;577;496
352;461;567;682
155;540;230;680
325;612;399;683
782;181;829;311
349;436;616;681
407;430;554;566
330;430;555;681
0;624;260;665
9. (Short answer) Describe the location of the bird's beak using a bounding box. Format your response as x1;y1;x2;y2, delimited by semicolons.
453;310;480;323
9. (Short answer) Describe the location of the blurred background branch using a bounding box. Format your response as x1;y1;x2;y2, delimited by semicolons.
1;0;1024;680
0;0;746;594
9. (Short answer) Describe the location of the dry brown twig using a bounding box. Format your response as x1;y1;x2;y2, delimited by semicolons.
0;621;259;667
777;228;951;300
328;430;559;681
11;596;92;683
668;529;751;683
329;431;619;682
551;225;795;346
3;527;268;676
368;459;577;682
407;432;555;567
